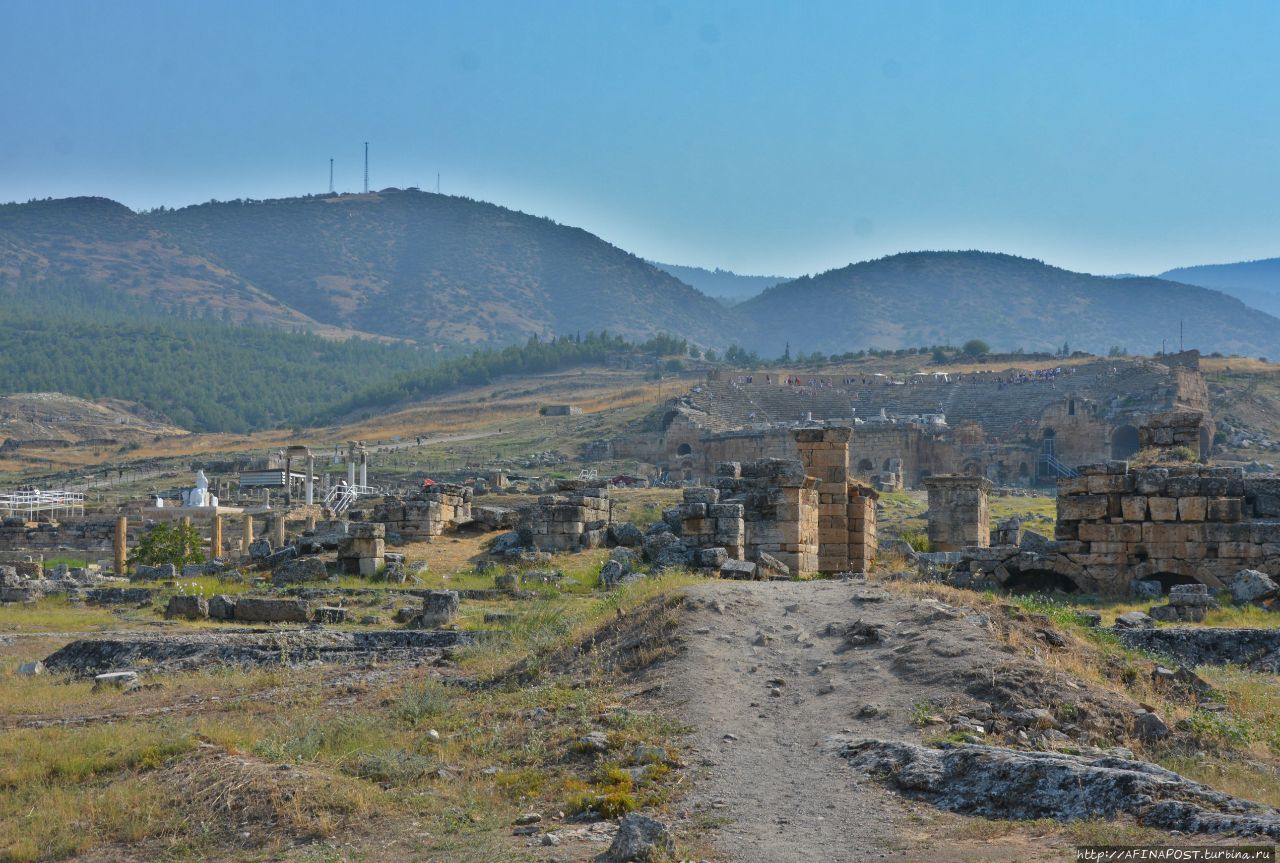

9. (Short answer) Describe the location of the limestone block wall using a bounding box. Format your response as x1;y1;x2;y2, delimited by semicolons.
848;485;877;573
924;476;992;551
521;482;612;552
714;459;819;576
679;487;745;559
1055;463;1280;591
372;484;474;542
1139;410;1211;459
794;427;853;573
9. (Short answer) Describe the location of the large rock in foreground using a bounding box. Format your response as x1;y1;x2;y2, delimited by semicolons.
843;740;1280;837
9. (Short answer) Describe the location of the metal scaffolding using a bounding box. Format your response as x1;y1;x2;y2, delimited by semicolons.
0;489;86;519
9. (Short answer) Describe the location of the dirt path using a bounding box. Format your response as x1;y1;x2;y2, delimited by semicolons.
655;578;1069;862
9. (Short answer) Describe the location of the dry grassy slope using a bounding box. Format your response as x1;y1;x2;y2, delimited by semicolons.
0;197;329;331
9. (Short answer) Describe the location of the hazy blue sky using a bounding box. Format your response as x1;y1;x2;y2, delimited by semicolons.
3;0;1279;277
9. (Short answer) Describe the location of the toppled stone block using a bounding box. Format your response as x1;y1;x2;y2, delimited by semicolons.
1115;611;1154;629
757;551;791;580
165;595;209;620
420;590;459;628
247;539;273;561
208;594;237;620
17;660;45;676
133;563;177;581
271;556;329;586
1228;569;1278;605
313;606;347;625
233;597;311;623
720;559;758;580
93;671;139;691
609;522;644;548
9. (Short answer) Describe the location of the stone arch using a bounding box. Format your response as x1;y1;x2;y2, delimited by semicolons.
1111;425;1140;460
857;458;874;473
1151;571;1203;592
1018;461;1029;478
1002;569;1078;594
962;460;983;477
676;442;693;456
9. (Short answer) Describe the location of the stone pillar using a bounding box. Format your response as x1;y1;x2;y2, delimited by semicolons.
306;513;316;532
794;427;853;573
923;475;992;551
305;455;315;505
347;459;356;487
212;514;223;559
847;485;878;573
114;515;128;576
284;455;293;505
242;514;254;554
273;513;286;549
359;451;368;488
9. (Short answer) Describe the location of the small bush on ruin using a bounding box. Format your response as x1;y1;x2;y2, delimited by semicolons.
129;522;205;570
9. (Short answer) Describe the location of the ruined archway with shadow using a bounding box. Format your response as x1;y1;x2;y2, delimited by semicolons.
1002;569;1079;595
1111;425;1140;460
1149;571;1204;593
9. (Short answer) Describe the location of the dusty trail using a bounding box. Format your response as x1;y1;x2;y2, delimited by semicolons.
655;578;1057;862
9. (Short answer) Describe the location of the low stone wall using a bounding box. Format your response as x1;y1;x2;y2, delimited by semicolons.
372;484;473;542
521;482;612;552
1056;463;1280;591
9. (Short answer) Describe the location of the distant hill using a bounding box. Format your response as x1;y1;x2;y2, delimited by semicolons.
647;261;790;303
735;251;1280;358
1160;258;1280;318
0;192;737;348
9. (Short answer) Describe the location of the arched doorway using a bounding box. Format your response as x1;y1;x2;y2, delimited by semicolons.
857;458;874;473
1151;572;1202;592
1003;569;1078;594
676;443;693;456
1111;425;1140;460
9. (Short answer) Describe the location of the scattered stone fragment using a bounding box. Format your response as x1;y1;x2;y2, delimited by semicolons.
597;813;675;863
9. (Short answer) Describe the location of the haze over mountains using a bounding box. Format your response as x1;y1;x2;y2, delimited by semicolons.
2;191;1280;359
1160;258;1280;320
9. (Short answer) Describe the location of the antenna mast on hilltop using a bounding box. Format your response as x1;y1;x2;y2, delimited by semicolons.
329;158;334;194
363;142;369;193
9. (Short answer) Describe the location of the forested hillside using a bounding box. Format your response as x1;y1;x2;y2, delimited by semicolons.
0;192;736;348
1161;257;1280;318
737;251;1280;357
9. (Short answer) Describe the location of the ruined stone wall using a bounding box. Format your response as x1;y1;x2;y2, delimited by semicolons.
372;484;473;542
1036;400;1111;465
794;427;852;572
679;487;744;559
521;482;612;552
924;476;992;551
0;517;135;554
1139;410;1212;460
848;486;877;573
714;460;819;577
1054;463;1280;591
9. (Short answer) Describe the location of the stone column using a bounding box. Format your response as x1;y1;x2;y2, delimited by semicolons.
793;426;852;573
347;458;356;487
359;450;368;488
273;513;286;549
847;485;878;573
242;514;254;553
212;514;223;559
284;454;293;505
305;455;315;505
923;475;992;551
305;513;317;532
114;515;128;576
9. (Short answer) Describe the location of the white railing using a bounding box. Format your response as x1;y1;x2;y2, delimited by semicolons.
323;484;379;515
0;489;86;519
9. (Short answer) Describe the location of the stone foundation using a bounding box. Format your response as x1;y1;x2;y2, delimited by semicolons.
372;484;473;542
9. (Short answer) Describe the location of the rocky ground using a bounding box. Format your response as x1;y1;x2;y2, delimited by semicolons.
652;578;1279;861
